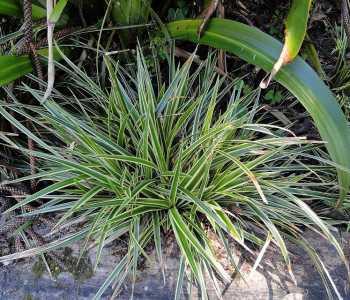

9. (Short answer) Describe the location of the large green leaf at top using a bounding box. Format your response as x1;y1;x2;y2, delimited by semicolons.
166;19;350;206
0;48;67;87
260;0;312;87
284;0;312;61
0;0;69;27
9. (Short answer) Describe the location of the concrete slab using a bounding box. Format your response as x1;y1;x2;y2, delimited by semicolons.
0;228;349;300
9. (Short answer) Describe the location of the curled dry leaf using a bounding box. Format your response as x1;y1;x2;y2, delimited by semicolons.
41;0;68;104
197;0;219;39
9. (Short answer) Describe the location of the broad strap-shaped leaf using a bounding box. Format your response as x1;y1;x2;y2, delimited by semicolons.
260;0;312;87
166;19;350;207
0;48;67;87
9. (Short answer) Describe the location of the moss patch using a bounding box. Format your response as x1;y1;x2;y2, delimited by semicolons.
63;247;73;257
23;294;38;300
30;247;93;281
65;253;94;281
31;261;46;279
54;282;64;288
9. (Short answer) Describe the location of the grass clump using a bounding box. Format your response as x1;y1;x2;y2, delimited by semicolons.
0;47;349;300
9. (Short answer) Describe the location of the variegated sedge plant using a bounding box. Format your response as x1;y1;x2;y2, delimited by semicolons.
3;1;350;204
0;46;348;299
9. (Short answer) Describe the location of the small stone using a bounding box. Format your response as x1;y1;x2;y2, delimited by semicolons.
144;286;148;291
282;293;304;300
2;260;11;266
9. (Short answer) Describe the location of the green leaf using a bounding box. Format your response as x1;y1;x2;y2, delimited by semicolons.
177;9;184;20
0;30;25;45
178;187;243;243
168;8;175;22
177;1;186;9
275;91;283;101
182;6;189;16
0;48;68;87
111;0;153;43
166;19;350;206
243;198;296;284
261;0;312;86
284;0;312;62
0;0;46;21
169;149;182;206
49;0;68;24
216;149;267;203
264;90;274;100
304;33;323;75
57;186;104;225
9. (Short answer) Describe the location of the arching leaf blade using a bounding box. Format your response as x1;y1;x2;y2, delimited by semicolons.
166;19;350;206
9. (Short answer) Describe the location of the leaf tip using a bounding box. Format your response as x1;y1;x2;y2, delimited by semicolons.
260;65;280;89
259;71;272;89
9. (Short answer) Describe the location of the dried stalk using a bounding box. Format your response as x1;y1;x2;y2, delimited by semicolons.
23;0;44;90
41;0;55;104
79;0;87;27
16;27;81;56
342;0;350;45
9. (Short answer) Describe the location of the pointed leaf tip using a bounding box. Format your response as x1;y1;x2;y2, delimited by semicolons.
260;45;289;88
